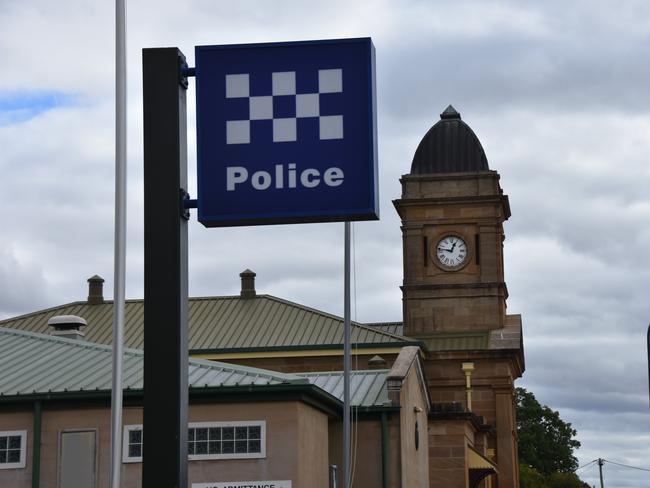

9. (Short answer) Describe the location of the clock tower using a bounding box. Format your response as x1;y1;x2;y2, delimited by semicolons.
394;105;524;488
394;105;511;338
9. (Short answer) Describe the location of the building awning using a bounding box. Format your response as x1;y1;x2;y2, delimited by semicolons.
468;447;498;488
467;447;498;471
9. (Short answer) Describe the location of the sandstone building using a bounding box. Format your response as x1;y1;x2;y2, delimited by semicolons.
0;106;524;487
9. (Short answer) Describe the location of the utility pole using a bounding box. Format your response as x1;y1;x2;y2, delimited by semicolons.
598;458;605;488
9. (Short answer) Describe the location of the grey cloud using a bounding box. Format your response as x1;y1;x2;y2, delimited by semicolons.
0;245;49;317
378;1;650;118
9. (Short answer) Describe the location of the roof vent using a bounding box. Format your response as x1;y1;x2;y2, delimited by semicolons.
368;355;387;369
240;269;256;299
48;315;87;341
87;275;105;305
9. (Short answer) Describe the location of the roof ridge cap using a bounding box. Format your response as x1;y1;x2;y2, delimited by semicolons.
0;301;89;324
0;326;143;356
352;322;409;341
263;294;349;322
0;299;150;324
263;295;408;340
187;356;305;382
189;294;243;301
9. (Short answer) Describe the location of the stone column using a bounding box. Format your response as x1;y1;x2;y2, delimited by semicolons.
495;389;518;487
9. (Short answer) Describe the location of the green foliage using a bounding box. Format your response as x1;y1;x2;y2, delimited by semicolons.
520;463;549;488
520;464;591;488
516;387;581;475
546;471;591;488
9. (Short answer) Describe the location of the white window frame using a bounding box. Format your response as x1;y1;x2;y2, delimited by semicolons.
122;424;143;463
188;421;266;461
0;430;27;469
122;421;266;463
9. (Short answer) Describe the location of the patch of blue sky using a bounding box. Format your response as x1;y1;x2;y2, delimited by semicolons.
0;91;77;126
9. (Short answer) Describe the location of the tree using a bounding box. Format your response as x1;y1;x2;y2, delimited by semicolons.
516;388;591;488
519;463;549;488
516;387;581;475
546;471;591;488
520;467;591;488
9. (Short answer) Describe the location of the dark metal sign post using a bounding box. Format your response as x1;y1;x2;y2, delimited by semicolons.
143;47;189;488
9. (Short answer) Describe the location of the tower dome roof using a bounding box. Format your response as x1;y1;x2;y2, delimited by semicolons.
410;105;489;174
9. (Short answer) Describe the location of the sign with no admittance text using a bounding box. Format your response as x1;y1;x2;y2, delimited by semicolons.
192;481;291;488
194;38;378;227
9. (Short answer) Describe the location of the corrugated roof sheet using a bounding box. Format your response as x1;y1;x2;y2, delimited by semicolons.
0;295;409;351
0;327;306;398
298;370;389;408
420;332;489;351
365;322;404;336
419;321;523;352
0;328;393;409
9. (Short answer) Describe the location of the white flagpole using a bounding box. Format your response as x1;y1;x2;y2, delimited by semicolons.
111;0;127;486
343;221;351;488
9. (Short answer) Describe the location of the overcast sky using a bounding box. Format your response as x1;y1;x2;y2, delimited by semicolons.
1;1;649;486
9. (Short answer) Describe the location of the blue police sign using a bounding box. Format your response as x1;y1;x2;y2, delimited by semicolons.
194;38;378;227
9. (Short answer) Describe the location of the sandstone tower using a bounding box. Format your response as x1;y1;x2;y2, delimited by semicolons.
394;105;524;488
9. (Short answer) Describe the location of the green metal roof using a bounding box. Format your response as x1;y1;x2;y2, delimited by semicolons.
419;332;489;351
365;322;404;336
0;295;409;352
0;328;306;398
297;370;389;408
0;328;393;409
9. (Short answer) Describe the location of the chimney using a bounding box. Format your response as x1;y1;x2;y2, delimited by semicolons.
87;275;105;304
240;269;256;299
48;315;87;340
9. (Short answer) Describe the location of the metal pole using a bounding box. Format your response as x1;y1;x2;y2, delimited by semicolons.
110;0;127;486
329;464;338;488
343;221;351;488
31;401;42;488
598;458;605;488
647;324;650;410
142;47;189;488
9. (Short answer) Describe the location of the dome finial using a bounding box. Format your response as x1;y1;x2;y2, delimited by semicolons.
440;104;461;120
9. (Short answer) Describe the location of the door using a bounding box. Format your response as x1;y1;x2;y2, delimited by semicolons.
59;429;97;488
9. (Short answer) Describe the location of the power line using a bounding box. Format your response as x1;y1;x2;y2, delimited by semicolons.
603;459;650;473
576;459;598;472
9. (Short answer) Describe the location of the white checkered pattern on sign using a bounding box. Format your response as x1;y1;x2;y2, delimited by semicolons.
226;74;249;98
272;72;296;96
225;70;343;144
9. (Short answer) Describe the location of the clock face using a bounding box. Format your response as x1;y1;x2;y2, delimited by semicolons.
435;235;468;269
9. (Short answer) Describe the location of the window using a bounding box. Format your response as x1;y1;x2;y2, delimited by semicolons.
123;421;266;463
188;421;265;460
122;425;143;463
0;430;27;469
